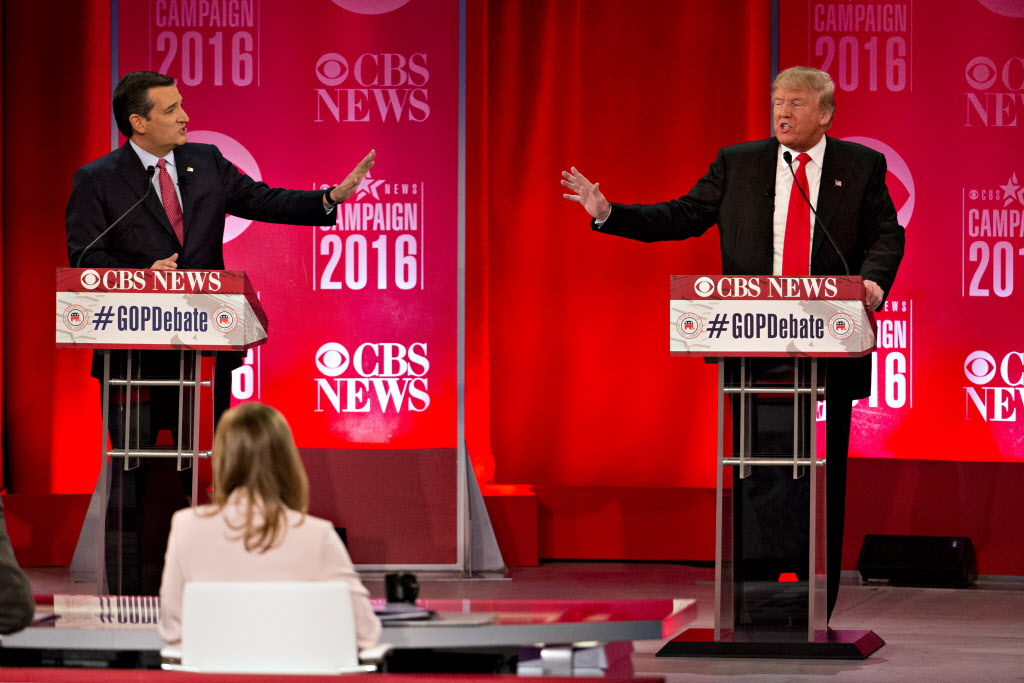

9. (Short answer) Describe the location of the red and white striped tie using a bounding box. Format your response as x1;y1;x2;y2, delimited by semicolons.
157;158;184;245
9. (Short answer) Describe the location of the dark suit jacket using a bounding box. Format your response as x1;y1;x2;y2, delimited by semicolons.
595;136;905;399
0;499;34;634
66;142;336;379
66;142;334;269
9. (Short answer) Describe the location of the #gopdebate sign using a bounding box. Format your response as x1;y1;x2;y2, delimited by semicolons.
670;275;876;357
55;268;268;351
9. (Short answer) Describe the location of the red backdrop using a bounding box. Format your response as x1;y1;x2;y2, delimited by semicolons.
2;0;111;495
466;0;770;492
3;0;1024;575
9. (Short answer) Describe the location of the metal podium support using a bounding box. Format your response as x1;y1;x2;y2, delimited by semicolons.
59;268;268;595
101;350;208;493
662;274;884;659
658;356;881;657
719;357;825;641
100;349;210;596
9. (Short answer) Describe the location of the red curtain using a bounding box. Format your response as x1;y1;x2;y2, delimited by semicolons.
4;0;770;498
2;1;1022;572
0;4;5;490
465;0;771;489
2;0;112;493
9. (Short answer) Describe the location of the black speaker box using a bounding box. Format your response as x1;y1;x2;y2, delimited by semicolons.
857;534;977;587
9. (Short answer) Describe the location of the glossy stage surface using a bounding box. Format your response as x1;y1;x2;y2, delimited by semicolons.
19;561;1024;680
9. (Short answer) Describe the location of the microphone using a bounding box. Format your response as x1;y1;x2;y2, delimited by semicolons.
783;151;849;277
75;166;156;268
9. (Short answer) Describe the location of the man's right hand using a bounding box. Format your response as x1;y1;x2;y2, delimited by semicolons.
561;166;611;221
151;253;178;270
326;150;376;205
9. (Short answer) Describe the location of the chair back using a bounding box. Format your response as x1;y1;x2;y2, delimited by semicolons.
180;581;359;674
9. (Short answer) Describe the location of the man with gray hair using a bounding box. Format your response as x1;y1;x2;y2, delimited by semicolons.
562;66;904;623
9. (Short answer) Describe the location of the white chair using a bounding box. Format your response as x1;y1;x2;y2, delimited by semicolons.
161;581;380;674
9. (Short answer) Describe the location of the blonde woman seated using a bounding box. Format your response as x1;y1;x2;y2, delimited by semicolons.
158;402;381;649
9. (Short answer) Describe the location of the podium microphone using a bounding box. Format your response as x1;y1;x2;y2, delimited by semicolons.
783;151;850;277
76;166;156;268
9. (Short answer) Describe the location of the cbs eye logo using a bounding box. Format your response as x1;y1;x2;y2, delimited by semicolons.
693;277;715;297
316;342;351;376
80;269;101;290
965;57;998;90
316;53;350;86
964;350;997;384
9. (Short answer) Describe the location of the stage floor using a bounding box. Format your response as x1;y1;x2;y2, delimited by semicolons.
26;561;1024;681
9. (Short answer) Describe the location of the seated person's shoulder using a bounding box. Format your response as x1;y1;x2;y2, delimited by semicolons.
288;509;328;528
171;504;217;528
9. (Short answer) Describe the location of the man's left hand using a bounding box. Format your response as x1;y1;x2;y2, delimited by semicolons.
326;150;376;205
864;279;884;311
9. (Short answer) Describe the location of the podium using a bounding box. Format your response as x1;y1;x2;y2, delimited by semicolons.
56;268;268;595
659;275;883;659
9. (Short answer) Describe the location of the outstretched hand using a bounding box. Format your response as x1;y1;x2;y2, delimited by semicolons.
327;150;376;204
561;166;611;221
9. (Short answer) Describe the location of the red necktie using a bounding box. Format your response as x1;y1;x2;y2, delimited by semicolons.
782;152;812;276
157;158;185;245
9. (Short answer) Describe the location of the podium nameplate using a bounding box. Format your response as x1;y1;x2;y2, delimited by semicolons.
56;268;268;351
670;275;875;358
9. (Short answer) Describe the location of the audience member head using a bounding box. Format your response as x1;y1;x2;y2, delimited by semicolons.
211;402;310;552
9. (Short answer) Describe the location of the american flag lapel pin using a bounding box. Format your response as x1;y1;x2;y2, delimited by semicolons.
835;179;842;187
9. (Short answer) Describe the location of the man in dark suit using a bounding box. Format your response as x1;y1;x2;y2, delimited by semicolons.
65;71;375;594
0;498;34;634
67;70;374;404
562;66;904;624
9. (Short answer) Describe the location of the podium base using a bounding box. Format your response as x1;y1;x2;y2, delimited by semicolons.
656;628;884;659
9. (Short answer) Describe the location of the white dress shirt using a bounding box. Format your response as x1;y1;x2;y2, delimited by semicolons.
773;135;826;275
130;139;183;209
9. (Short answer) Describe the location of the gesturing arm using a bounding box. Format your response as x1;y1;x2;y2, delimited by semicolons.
561;152;723;244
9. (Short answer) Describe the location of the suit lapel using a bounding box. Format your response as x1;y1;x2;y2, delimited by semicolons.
116;143;177;241
754;138;780;274
812;136;845;261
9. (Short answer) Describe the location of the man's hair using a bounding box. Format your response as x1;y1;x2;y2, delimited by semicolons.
207;402;310;553
772;66;836;130
112;71;175;138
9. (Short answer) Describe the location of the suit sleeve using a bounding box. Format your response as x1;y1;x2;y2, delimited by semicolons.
319;527;382;650
857;153;905;295
212;146;336;227
0;500;34;634
591;150;724;243
157;512;186;644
